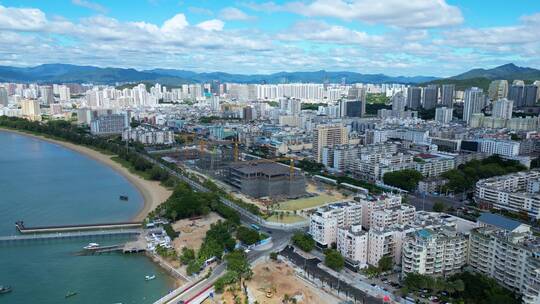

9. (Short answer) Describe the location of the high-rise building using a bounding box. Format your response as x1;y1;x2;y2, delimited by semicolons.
488;80;509;101
0;87;7;107
40;85;54;105
463;87;485;123
407;87;422;110
209;95;220;112
435;107;453;124
508;84;524;107
422;85;438;110
313;124;349;163
391;91;407;113
242;106;253;121
440;84;455;107
58;85;70;101
20;99;41;120
344;100;364;117
492;98;513;119
523;85;538;107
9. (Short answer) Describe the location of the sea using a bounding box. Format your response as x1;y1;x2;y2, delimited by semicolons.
0;130;174;304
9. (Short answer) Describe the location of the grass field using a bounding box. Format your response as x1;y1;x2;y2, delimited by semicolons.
266;214;306;223
277;194;338;211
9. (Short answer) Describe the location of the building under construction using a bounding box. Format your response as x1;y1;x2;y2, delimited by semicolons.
228;161;306;199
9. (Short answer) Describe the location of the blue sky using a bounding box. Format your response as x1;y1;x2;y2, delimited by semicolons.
0;0;539;76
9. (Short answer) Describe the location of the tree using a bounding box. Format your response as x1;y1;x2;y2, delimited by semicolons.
383;169;424;191
236;226;261;245
179;247;196;265
225;250;253;280
377;255;393;272
433;202;446;213
292;232;315;252
324;249;344;271
269;252;278;260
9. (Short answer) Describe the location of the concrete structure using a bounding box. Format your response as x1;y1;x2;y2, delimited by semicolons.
90;111;128;135
413;153;455;178
337;225;368;269
478;138;520;157
313;124;349;163
488;80;509;101
402;227;468;276
435;107;453;124
422;85;438;110
441;84;455;107
468;224;540;304
0;87;8;107
475;170;540;219
492;98;513;119
122;126;175;145
309;201;362;247
20;99;41;121
463;87;485;123
407;87;422;110
228;161;306;199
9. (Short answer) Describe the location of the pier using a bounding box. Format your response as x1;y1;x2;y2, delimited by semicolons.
0;229;142;245
15;221;142;234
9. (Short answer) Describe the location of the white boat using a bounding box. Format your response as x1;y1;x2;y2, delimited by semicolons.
145;275;156;281
83;243;100;250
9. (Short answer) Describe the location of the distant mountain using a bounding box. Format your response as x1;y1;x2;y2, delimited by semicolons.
424;63;540;91
147;69;438;84
450;63;540;81
0;63;437;85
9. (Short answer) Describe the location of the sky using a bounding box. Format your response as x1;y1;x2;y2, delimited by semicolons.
0;0;539;76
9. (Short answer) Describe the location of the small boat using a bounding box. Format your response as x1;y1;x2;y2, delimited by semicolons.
83;243;100;250
0;286;12;294
145;275;156;281
65;291;77;298
119;195;129;201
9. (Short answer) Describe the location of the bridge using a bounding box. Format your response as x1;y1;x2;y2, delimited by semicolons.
15;221;142;234
0;229;142;245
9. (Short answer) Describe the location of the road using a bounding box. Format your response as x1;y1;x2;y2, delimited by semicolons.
407;193;466;212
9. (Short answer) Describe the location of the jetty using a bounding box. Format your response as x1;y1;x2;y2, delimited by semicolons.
0;229;142;245
15;221;142;234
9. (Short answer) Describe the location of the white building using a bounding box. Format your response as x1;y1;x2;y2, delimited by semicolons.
122;126;175;145
492;98;513;119
463;87;485;123
337;225;368;269
401;227;468;277
479;138;520;157
309;201;362;247
475;170;540;219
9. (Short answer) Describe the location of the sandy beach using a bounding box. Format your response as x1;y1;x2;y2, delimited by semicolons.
0;128;171;221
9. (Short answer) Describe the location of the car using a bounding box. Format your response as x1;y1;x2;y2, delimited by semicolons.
244;249;251;253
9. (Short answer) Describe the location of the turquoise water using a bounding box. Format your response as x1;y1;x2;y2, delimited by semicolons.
0;131;174;303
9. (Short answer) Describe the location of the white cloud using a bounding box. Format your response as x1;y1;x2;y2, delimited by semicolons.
71;0;108;14
0;5;47;31
248;0;463;28
219;7;254;21
196;19;224;31
161;13;189;33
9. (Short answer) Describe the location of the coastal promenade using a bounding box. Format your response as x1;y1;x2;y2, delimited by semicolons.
0;229;142;244
15;221;143;234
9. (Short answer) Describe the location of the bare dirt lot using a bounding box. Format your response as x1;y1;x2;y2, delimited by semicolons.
243;260;341;304
172;212;223;252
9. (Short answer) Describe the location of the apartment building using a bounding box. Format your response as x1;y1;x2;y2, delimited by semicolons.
313;124;349;163
468;225;540;304
337;225;369;268
402;227;468;277
475;170;540;219
350;153;415;181
309;201;362;247
122;126;175;145
354;193;413;229
413;153;456;178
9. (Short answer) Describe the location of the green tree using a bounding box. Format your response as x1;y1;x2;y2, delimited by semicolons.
324;249;344;271
179;247;196;265
433;202;446;213
377;255;393;272
292;232;315;252
225;250;253;280
383;169;424;191
236;226;261;245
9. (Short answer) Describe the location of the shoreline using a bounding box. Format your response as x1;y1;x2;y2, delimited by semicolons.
0;128;171;221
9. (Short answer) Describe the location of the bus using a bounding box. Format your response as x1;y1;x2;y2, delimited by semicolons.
250;224;260;231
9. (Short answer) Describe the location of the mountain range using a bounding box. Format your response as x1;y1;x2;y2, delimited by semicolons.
0;64;437;85
425;63;540;90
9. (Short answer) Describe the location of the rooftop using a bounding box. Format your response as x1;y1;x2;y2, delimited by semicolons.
477;213;526;232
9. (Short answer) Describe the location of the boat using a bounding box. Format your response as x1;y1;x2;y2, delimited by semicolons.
83;243;100;250
119;195;129;201
145;275;156;281
65;291;77;298
0;286;12;294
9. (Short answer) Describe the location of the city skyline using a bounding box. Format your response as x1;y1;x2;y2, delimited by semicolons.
1;0;540;76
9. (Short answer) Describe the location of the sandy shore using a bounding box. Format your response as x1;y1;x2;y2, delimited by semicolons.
0;128;171;221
